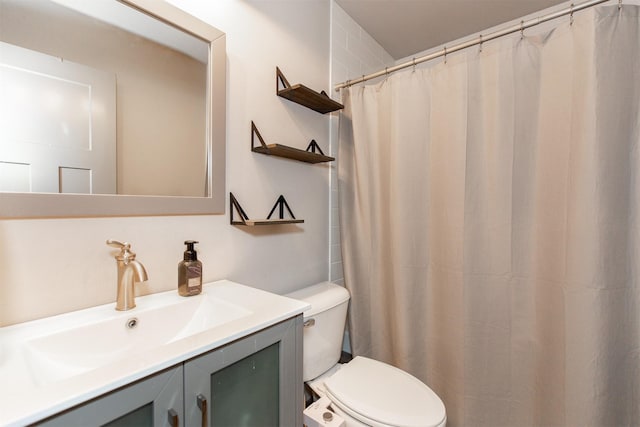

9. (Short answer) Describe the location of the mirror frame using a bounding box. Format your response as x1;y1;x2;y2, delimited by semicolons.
0;0;226;218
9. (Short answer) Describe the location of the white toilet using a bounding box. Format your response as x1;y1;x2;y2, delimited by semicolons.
287;282;446;427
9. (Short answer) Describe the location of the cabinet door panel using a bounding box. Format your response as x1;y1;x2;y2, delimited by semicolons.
37;365;183;427
184;316;303;427
210;342;280;426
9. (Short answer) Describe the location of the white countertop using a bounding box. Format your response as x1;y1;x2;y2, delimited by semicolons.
0;280;309;426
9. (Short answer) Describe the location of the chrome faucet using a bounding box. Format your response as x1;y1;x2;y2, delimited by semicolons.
106;240;148;311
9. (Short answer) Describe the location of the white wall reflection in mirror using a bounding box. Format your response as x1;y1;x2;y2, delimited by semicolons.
0;0;226;217
0;0;208;197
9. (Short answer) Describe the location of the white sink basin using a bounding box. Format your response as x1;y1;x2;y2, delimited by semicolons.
0;280;309;427
23;292;250;386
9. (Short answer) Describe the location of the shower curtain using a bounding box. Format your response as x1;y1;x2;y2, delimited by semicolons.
338;5;639;426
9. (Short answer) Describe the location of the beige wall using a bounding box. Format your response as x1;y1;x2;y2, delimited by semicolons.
0;0;206;196
0;0;334;326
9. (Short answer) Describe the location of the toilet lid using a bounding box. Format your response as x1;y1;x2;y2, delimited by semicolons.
324;357;446;427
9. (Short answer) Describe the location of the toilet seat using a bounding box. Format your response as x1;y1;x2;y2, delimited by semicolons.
323;357;446;427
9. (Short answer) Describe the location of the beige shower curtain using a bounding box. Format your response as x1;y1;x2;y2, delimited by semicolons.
338;5;639;426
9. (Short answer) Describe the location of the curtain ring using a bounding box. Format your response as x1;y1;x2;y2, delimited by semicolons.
479;34;483;53
444;46;447;64
570;3;574;26
520;20;525;39
412;57;417;72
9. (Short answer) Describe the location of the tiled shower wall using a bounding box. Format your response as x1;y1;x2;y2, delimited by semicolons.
329;2;394;286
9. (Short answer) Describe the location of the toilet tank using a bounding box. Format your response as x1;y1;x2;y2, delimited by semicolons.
286;282;350;381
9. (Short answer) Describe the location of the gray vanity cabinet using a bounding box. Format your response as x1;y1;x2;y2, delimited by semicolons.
184;316;303;427
34;316;303;427
37;365;183;427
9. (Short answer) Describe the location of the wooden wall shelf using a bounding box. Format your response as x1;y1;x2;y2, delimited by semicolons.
230;193;304;226
276;67;344;114
251;122;334;164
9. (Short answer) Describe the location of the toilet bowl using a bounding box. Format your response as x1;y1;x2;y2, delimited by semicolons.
286;282;446;427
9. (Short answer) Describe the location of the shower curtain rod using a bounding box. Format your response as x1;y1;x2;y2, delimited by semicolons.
334;0;613;90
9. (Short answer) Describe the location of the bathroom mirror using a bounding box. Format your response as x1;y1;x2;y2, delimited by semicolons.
0;0;226;217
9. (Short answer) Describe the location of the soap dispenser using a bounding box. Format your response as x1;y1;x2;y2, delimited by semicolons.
178;240;202;296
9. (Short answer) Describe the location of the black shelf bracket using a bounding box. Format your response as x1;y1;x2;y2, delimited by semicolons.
230;192;250;224
276;66;291;92
305;140;326;156
251;121;268;151
230;192;304;226
267;195;297;220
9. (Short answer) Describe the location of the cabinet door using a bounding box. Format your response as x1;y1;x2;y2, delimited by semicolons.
184;316;303;427
37;365;183;427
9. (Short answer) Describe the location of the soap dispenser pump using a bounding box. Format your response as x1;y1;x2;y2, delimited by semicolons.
178;240;202;296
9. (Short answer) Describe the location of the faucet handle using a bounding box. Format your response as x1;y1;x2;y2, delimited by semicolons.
106;239;128;249
106;239;136;262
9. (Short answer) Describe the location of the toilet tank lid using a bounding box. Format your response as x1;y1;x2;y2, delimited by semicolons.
285;282;350;317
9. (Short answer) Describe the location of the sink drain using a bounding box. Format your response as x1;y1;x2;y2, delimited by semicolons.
126;317;139;329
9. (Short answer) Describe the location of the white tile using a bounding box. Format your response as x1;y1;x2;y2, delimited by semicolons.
382;50;395;66
332;21;348;49
330;261;344;281
331;243;342;263
331;59;350;88
331;206;340;225
333;43;357;74
330;224;341;243
329;168;338;189
332;3;358;32
358;27;385;62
